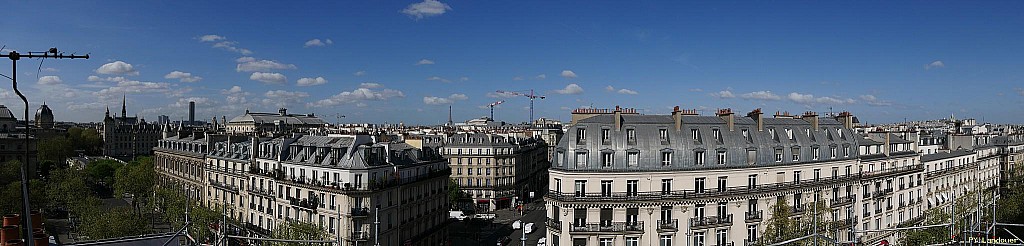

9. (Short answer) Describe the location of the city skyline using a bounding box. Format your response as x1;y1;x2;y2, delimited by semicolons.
2;1;1023;124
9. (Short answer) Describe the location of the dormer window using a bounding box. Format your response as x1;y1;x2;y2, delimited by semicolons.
659;129;669;141
691;129;700;141
786;128;794;140
626;129;636;143
712;129;721;142
576;128;587;144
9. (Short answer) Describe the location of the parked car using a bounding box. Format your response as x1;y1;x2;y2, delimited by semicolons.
474;213;496;220
449;210;467;220
524;223;535;234
537;237;547;246
512;220;522;229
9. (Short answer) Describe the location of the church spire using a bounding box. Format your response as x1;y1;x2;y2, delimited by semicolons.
105;105;110;118
121;94;127;118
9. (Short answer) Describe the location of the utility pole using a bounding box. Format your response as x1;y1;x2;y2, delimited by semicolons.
1;48;88;246
520;202;526;246
374;207;380;246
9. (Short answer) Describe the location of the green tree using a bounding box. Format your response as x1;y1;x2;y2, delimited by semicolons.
37;137;73;163
68;127;104;155
762;198;800;245
77;206;150;240
85;159;123;187
903;208;951;244
115;156;155;211
152;187;221;244
270;220;329;246
797;200;833;246
448;178;464;209
47;168;92;210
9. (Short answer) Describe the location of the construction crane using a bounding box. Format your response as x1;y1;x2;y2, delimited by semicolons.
495;89;545;125
486;100;504;120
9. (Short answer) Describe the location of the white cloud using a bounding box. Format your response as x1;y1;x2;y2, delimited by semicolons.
689;88;703;92
860;95;893;106
308;86;405;107
709;90;735;99
236;58;297;72
427;76;451;83
87;75;103;82
37;76;62;85
96;61;138;76
296;77;328;86
924;60;945;70
416;59;435;65
359;82;382;89
249;72;288;84
262;90;309;108
354;71;367;76
535;74;546;80
787;92;856;105
513;76;524;81
198;35;226;42
41;67;58;72
304;38;333;47
554;83;584;95
605;85;615;92
617;89;638;95
164;71;202;82
460;77;469;81
560;70;577;79
211;41;252;55
93;77;175;98
401;0;452;19
221;86;250;104
423;93;468;105
487;91;517;98
224;86;244;94
740;91;781;100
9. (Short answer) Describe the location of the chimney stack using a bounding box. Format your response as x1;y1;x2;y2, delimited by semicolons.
717;108;735;131
835;111;854;129
614;105;622;131
802;111;819;131
747;108;764;131
672;106;682;131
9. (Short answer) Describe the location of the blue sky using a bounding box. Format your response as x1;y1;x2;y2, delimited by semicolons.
2;1;1023;124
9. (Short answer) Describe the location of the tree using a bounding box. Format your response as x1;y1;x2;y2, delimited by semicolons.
903;208;951;244
37;137;73;163
46;167;91;210
77;206;150;240
67;127;104;155
115;156;155;211
85;159;123;187
270;220;329;246
448;178;465;209
762;198;800;245
797;200;833;246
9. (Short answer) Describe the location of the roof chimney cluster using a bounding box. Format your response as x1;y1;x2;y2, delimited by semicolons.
717;108;735;131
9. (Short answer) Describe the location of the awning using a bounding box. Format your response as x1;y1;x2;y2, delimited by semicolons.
928;197;934;207
477;199;490;204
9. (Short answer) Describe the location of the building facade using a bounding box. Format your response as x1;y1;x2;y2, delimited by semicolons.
101;97;161;158
225;108;328;134
444;133;549;211
542;106;1010;246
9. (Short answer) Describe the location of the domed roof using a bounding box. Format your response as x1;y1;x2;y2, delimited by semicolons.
0;105;15;120
35;104;53;118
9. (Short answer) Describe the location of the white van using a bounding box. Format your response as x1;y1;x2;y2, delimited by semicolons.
449;210;468;220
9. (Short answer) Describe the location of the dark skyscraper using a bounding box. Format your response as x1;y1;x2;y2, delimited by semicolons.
188;101;195;126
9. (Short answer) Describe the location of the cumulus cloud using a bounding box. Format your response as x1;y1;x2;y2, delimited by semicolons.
198;35;226;42
92;77;175;98
535;74;546;80
487;91;517;98
37;76;62;85
423;93;469;105
87;75;103;82
924;60;945;70
617;89;638;95
164;71;202;82
787;92;856;105
554;83;584;95
304;38;333;47
740;91;781;100
96;61;138;76
250;72;288;84
212;41;252;55
262;90;309;108
236;58;297;72
709;90;735;99
308;86;405;107
41;67;58;72
427;76;451;83
860;95;893;106
513;76;524;81
224;86;244;94
221;86;250;104
359;82;382;89
560;70;577;79
402;0;452;19
354;71;367;76
415;59;435;65
296;77;328;86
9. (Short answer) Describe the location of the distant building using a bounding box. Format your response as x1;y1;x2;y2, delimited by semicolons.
101;96;161;158
0;105;38;175
33;103;65;139
443;133;549;211
158;115;170;125
226;108;328;134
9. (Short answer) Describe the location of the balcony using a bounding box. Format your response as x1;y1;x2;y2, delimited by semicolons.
657;219;678;232
863;211;871;217
743;239;760;246
287;196;320;211
545;174;861;202
248;167;283;179
350;230;370;241
832;216;856;229
568;221;644;233
791;205;806;215
744;211;762;222
246;187;275;198
546;218;562;232
208;179;240;192
350;207;369;218
690;214;732;230
831;195;855;208
243;222;272;236
715;243;735;246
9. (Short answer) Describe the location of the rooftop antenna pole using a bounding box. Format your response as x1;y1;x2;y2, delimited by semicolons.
2;48;88;246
